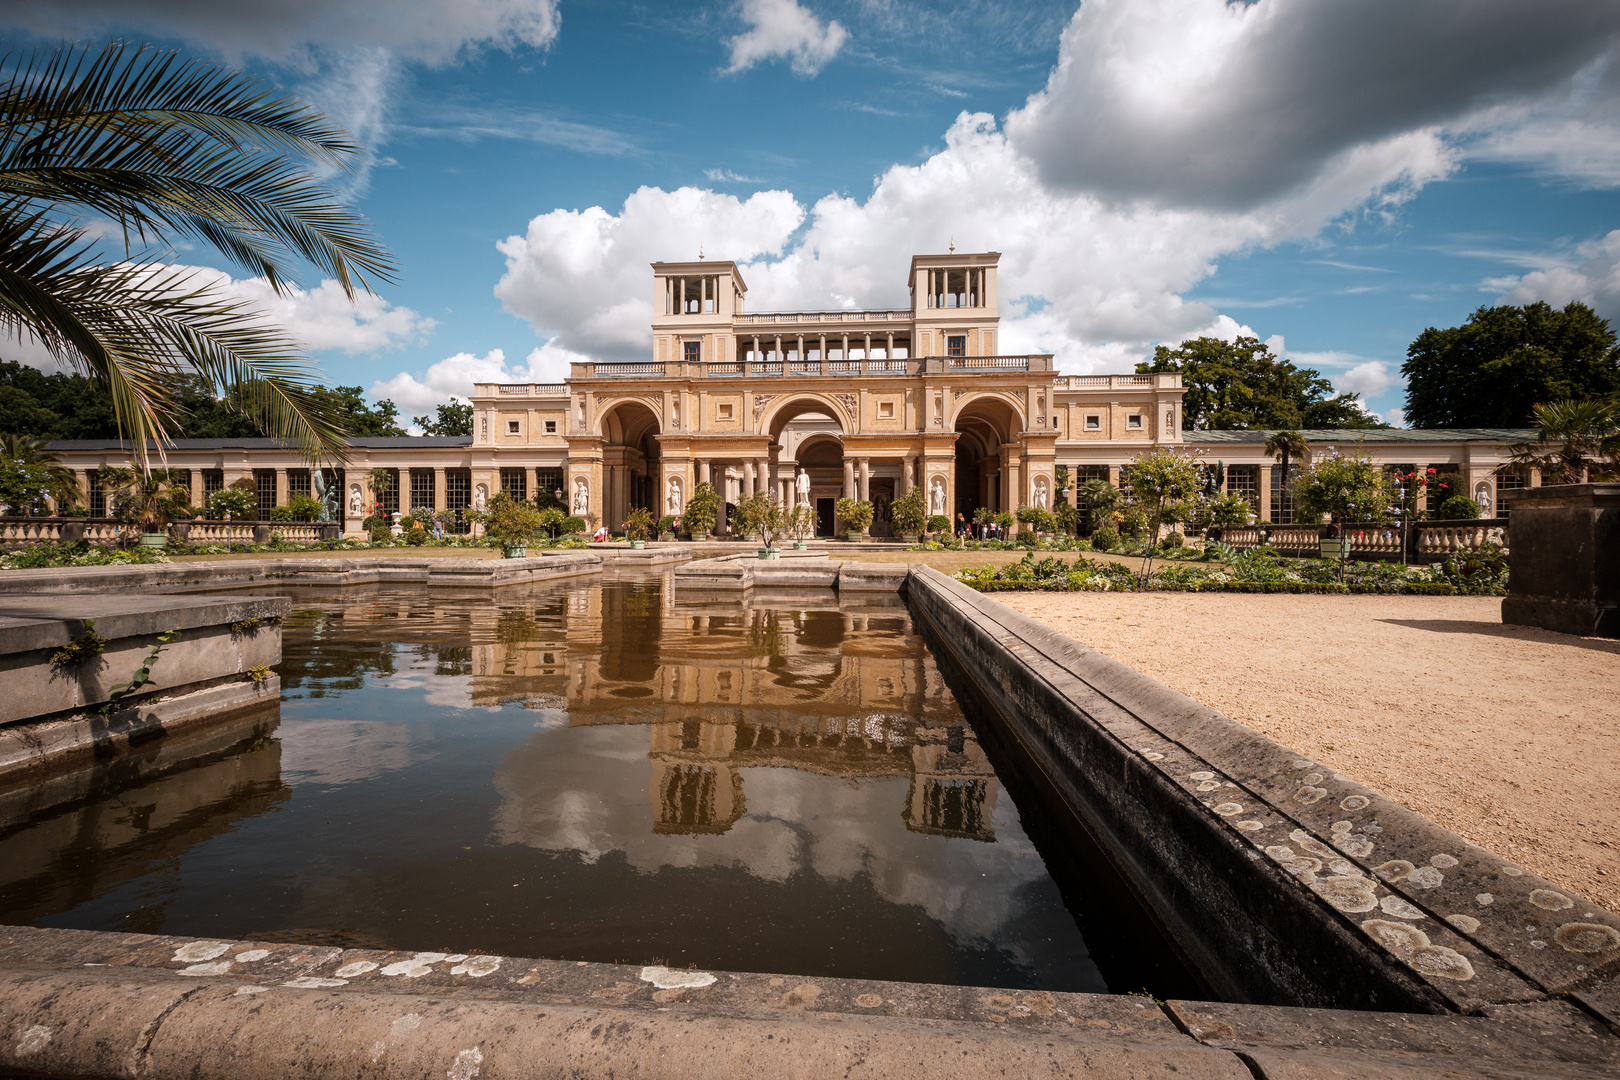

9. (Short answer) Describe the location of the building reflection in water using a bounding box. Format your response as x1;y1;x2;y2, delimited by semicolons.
458;581;999;843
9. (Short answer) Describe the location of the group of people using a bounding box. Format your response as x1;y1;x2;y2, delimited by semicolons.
954;512;1006;541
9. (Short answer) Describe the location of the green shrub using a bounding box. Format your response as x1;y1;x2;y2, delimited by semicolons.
1090;526;1119;551
1437;494;1481;520
406;526;428;545
1159;531;1185;549
926;514;951;535
889;487;927;536
562;515;586;534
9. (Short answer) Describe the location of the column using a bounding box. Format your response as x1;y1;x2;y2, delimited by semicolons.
1006;454;1022;517
863;333;871;364
189;469;204;510
774;334;782;364
753;335;760;364
679;277;685;314
843;460;856;499
796;334;804;367
275;468;288;508
858;458;871;502
818;334;826;365
841;333;849;363
1257;464;1272;524
743;460;755;498
886;332;894;359
434;467;447;511
698;459;711;486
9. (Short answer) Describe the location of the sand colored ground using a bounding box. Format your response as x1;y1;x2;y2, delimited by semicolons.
994;591;1620;912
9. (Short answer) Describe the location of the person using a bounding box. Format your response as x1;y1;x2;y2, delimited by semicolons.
593;525;609;542
956;512;967;540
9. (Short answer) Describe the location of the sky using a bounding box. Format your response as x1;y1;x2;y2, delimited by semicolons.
7;0;1620;430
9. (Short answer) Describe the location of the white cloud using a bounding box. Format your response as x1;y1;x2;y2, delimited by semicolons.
202;272;436;355
1003;0;1620;208
372;341;590;421
1380;406;1409;429
1334;360;1401;401
704;168;764;183
725;0;848;77
10;0;561;65
1488;228;1620;321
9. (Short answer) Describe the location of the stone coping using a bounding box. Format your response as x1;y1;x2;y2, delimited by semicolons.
0;552;605;594
0;593;287;656
0;925;1614;1079
674;557;908;592
904;566;1620;1025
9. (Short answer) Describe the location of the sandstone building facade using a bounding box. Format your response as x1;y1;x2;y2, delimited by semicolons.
47;251;1533;532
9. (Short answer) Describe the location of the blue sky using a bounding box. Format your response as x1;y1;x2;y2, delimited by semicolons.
8;0;1620;428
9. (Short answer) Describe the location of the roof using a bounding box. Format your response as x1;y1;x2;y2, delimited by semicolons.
45;436;474;451
1184;428;1535;444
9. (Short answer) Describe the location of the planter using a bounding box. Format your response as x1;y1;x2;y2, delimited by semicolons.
658;532;675;542
899;533;919;544
1319;538;1350;560
630;539;646;550
757;547;781;560
137;532;168;549
502;543;528;558
792;540;808;550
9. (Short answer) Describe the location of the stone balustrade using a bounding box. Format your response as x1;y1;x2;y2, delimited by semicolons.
1414;522;1509;557
1209;518;1509;561
0;517;132;545
1;517;339;547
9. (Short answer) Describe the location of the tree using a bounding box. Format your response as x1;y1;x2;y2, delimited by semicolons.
0;433;80;506
1504;399;1620;484
683;481;719;537
1263;430;1310;480
1402;302;1620;428
1291;447;1390;579
1138;336;1385;430
413;401;473;437
1122;447;1204;544
1077;477;1118;534
0;43;395;464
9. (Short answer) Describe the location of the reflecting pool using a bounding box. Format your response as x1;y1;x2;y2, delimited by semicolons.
0;576;1197;994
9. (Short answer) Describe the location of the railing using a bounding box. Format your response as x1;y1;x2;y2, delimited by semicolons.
591;363;666;379
1415;522;1508;557
1345;525;1402;558
949;355;1029;371
0;516;346;548
0;517;133;545
1216;518;1508;561
495;383;567;394
1053;374;1168;388
180;522;259;543
736;310;911;324
1265;526;1323;555
705;362;745;376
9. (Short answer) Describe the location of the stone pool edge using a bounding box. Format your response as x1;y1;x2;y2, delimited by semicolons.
1;924;1616;1080
903;565;1620;1026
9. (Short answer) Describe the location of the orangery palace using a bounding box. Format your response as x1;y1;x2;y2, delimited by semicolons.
48;251;1535;536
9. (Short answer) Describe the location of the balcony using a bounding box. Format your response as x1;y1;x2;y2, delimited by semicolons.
1051;374;1181;389
557;355;1056;380
734;309;912;325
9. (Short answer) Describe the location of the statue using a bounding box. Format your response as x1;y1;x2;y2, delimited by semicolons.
573;477;589;515
1475;481;1493;516
473;483;488;511
929;476;946;516
348;484;363;516
795;468;811;506
1033;476;1049;509
666;476;683;515
313;470;336;522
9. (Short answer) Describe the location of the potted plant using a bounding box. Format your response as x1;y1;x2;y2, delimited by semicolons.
735;493;787;558
889;486;927;543
106;468;187;548
787;503;814;549
656;514;676;541
836;497;873;541
623;506;655;549
482;491;543;557
684;481;719;540
926;514;951;541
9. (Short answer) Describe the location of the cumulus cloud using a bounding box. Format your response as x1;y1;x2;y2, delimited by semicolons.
1004;0;1620;208
725;0;848;77
205;273;437;355
1489;228;1620;321
372;341;590;419
8;0;561;65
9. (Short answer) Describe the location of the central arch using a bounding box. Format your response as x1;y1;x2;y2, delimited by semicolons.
767;397;848;537
952;395;1020;523
600;399;661;529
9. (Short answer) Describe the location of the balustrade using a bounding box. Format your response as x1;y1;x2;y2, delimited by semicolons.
1415;522;1508;557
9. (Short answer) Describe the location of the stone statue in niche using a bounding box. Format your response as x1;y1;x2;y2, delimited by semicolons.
573;477;590;515
671;397;681;430
796;468;811;506
929;476;947;516
473;483;487;511
1474;482;1494;516
1033;476;1049;509
349;484;363;516
1166;408;1175;429
666;476;683;515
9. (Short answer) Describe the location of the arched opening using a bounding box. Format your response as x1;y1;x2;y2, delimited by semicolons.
601;400;661;530
768;398;847;537
953;396;1019;526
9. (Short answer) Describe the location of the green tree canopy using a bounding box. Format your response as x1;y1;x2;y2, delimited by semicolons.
413;401;473;436
1402;302;1620;428
1137;336;1385;430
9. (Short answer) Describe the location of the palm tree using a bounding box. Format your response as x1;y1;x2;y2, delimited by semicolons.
0;42;395;466
0;432;79;507
1077;476;1118;534
1263;430;1310;522
1505;399;1620;485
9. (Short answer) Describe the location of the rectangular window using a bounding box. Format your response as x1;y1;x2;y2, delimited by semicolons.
717;402;734;420
1496;469;1526;518
684;340;701;363
544;419;557;434
1427;467;1461;514
203;470;224;504
254;469;276;516
535;468;564;504
947;335;966;357
1127;414;1143;429
167;469;192;508
1270;464;1299;524
445;468;472;533
499;468;528;502
878;400;895;419
1084;414;1100;430
409;469;434;511
506;419;521;435
377;469;399;514
1226;464;1260;516
287;469;310;498
88;470;106;517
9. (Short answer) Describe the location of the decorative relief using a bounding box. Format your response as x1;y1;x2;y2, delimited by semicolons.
753;394;777;422
833;393;857;419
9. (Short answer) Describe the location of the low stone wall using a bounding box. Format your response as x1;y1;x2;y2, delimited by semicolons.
904;566;1620;1021
674;553;907;592
0;593;286;781
0;552;605;595
0;924;1614;1080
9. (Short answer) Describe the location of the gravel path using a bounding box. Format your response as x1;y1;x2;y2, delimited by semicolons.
995;591;1620;912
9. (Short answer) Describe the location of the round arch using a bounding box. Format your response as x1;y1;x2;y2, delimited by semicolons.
951;393;1023;524
760;393;850;438
597;399;661;528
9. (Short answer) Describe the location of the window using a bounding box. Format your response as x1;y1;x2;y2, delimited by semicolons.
1226;464;1260;516
1127;414;1143;429
684;340;701;363
499;468;527;502
445;469;472;533
203;470;224;500
254;470;276;515
1084;414;1100;430
544;419;557;434
878;400;895;419
409;469;434;511
287;469;310;498
88;471;106;516
717;402;734;421
947;335;966;357
506;419;521;435
535;468;564;503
